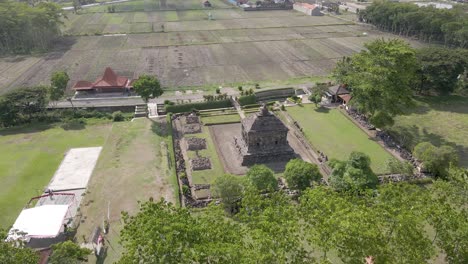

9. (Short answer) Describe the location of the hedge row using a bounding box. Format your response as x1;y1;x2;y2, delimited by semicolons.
238;95;256;106
165;99;232;113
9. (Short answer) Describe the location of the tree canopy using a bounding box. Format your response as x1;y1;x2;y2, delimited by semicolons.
413;142;459;178
361;2;468;48
212;174;244;214
283;159;322;191
0;2;63;54
333;39;417;127
415;47;468;95
246;164;277;192
328;152;378;192
49;71;70;102
0;239;38;264
48;241;92;264
0;86;49;127
118;172;468;264
132;75;163;102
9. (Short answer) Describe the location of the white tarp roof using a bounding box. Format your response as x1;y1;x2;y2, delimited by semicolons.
8;205;69;239
48;147;102;191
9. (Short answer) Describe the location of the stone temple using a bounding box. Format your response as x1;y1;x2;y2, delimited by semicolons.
234;105;295;165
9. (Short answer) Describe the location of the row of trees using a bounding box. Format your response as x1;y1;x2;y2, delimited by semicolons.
117;165;468;263
0;2;63;54
0;71;69;127
333;39;467;127
360;2;468;48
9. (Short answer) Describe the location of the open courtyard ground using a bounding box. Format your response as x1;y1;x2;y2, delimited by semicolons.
389;95;468;167
0;120;112;229
75;117;178;263
0;0;424;94
286;105;393;174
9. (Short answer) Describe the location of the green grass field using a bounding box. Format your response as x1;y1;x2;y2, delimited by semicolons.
389;95;468;167
201;113;241;125
187;126;225;185
0;120;112;229
286;105;393;174
75;118;178;263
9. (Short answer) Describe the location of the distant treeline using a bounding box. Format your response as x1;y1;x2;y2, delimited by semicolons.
360;2;468;48
0;2;63;54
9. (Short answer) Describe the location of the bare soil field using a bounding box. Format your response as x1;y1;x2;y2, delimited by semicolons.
0;4;425;94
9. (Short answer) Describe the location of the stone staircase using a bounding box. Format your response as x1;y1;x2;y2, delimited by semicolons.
134;104;147;118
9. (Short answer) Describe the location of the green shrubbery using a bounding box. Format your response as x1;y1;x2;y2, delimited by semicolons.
165;100;232;113
112;111;124;122
238;95;256;106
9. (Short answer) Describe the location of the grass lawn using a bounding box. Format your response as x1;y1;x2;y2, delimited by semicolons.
0;120;112;229
75;118;178;263
286;105;393;174
200;113;241;125
389;95;468;167
187;125;225;185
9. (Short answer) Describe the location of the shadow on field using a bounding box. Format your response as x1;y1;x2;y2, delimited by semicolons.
401;95;468;115
60;119;86;130
0;122;53;136
387;124;468;167
150;118;169;138
314;106;330;113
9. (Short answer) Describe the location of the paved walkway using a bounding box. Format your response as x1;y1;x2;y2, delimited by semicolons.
147;103;158;118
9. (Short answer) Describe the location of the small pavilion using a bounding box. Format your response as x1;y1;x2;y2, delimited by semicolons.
72;67;133;93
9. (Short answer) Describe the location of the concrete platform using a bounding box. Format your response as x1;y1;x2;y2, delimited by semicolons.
48;147;102;191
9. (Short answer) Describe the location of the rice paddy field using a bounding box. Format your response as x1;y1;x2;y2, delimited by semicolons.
0;0;424;94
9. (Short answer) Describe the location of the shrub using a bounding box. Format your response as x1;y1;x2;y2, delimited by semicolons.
164;100;232;113
238;95;256;106
182;185;190;196
238;86;243;91
255;83;260;89
215;88;221;94
112;111;124;122
281;104;286;111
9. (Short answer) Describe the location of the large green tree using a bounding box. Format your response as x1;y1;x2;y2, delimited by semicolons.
328;152;378;192
413;142;459;178
49;71;70;102
333;38;417;127
48;241;92;264
132;75;163;103
0;86;49;127
246;164;277;192
416;47;468;95
283;159;322;191
0;240;38;264
212;174;244;214
0;2;63;54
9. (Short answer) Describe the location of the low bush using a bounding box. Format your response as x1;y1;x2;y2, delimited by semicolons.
238;95;256;106
112;111;124;122
165;99;232;113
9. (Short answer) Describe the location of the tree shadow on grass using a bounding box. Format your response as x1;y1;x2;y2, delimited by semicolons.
150;118;169;138
314;106;330;113
60;119;86;130
401;95;468;115
0;122;53;136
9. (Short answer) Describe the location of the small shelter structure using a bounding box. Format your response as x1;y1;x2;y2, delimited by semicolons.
72;67;133;94
293;3;323;16
7;205;71;243
325;84;350;104
234;104;295;165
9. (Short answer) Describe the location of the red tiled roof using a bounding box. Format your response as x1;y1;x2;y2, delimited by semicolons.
73;67;131;91
93;67;129;88
295;3;318;9
338;94;352;103
72;80;93;91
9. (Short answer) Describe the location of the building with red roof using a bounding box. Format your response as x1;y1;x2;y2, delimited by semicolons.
72;67;133;93
293;2;323;16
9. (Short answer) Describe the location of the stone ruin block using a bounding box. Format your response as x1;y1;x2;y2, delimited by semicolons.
184;123;202;134
190;157;211;171
186;137;207;151
186;113;200;124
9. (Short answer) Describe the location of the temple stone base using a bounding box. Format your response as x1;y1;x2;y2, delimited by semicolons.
234;136;295;166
